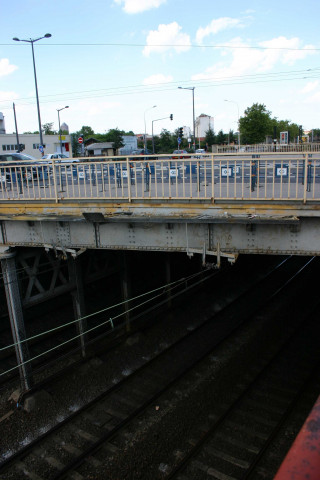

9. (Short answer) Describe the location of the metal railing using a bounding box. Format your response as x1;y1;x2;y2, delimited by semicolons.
217;143;320;154
0;153;319;204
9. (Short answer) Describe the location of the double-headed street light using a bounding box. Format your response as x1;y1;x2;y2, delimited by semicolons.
144;105;157;151
13;33;52;152
224;99;241;150
178;86;195;151
57;106;69;155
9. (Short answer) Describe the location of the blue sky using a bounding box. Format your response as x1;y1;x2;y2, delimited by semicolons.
1;0;319;138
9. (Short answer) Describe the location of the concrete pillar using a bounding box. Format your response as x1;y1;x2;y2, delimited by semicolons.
68;255;87;357
1;251;34;391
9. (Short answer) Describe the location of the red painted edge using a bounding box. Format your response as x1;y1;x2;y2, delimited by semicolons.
273;395;320;480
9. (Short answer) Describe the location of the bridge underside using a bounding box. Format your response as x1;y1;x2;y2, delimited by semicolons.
1;200;320;259
1;198;320;392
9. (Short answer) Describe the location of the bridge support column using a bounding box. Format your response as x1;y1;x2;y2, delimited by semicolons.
121;252;131;332
1;251;34;392
68;255;87;358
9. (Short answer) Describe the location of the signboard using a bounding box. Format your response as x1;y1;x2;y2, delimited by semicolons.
280;131;288;145
78;137;84;144
275;164;289;177
221;167;233;177
78;171;85;179
177;137;181;144
122;170;128;178
170;169;179;178
0;175;6;183
39;145;44;153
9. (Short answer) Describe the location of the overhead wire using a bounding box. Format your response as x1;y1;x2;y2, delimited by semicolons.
0;67;319;110
3;42;320;51
0;267;212;377
0;268;208;353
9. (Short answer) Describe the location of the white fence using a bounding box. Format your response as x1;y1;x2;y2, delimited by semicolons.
0;153;319;203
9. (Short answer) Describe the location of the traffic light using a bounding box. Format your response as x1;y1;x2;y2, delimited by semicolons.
170;114;173;121
179;127;183;138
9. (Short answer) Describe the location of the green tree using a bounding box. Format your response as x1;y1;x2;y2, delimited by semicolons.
228;129;237;144
239;103;273;144
216;129;227;144
152;135;161;153
159;129;174;152
205;126;215;146
105;128;125;150
43;122;56;135
79;126;95;138
71;133;81;157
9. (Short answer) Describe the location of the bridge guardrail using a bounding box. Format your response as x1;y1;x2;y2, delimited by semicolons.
0;153;318;204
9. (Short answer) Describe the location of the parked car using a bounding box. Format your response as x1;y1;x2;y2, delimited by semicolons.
131;149;152;155
171;150;189;159
129;148;153;161
0;153;50;179
0;153;37;163
194;148;206;158
42;153;79;164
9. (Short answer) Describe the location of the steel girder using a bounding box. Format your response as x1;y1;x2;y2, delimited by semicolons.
1;216;320;259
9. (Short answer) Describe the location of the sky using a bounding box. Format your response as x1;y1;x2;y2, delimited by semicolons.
0;0;319;139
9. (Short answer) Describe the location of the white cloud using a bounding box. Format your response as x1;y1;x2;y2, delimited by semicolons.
196;17;243;44
304;91;320;104
0;59;18;77
143;22;191;56
191;36;316;82
259;37;315;67
301;81;319;94
114;0;166;14
143;74;173;85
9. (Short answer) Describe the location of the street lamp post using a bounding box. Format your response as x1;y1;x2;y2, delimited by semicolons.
152;115;172;153
144;105;157;151
178;87;195;151
224;99;240;150
13;33;52;152
57;106;69;155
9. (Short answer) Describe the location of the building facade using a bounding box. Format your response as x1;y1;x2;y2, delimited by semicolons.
0;133;72;159
118;136;138;155
86;142;114;156
195;114;214;140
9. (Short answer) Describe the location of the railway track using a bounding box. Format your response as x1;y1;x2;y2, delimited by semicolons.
0;268;218;392
165;309;320;480
0;255;318;479
0;254;276;392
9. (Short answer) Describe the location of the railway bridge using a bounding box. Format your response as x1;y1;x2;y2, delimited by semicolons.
1;151;320;390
